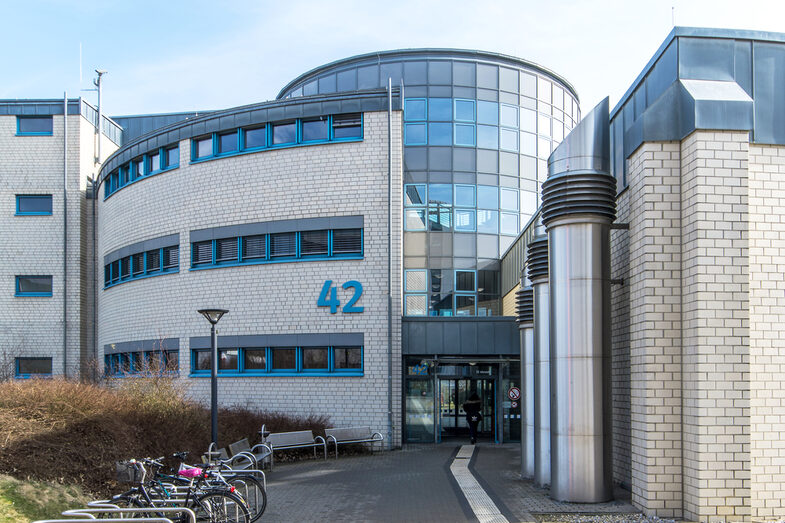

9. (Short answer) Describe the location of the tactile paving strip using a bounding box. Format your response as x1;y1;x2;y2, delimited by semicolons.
450;445;509;523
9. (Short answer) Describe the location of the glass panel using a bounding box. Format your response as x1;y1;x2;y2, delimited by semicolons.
332;228;362;254
405;294;427;316
521;108;537;131
454;185;475;207
454;124;475;146
218;131;238;153
477;185;498;209
404;99;427;121
271;348;296;369
456;295;476;316
272;122;296;145
405;270;427;292
537;77;552;103
17;195;52;214
430;294;453;316
301;230;328;255
302;118;329;141
501;188;519;211
334;347;361;369
195;351;211;371
121;257;131;279
18;116;53;134
242;235;266;259
149;152;160;172
521;132;536;156
244;349;266;371
132;352;145;372
476;101;498;125
166;146;179;166
477;210;499;233
244;126;266;149
454;99;475;122
428;207;452;231
500;128;519;152
405;184;426;206
270;232;296;257
302;347;329;369
406;377;435;442
428;122;452;145
163;246;179;269
538;113;552;138
219;349;239;371
538;137;552;160
477;125;498;149
17;276;52;294
132;253;144;275
454;209;476;231
216;238;238;262
456;270;476;291
500;104;519;128
195;137;212;158
134;160;144;178
500;212;519;235
164;351;179;372
428;98;452;121
192;241;213;265
405;209;427;230
332;113;361;138
17;358;52;375
428;184;452;205
146;249;160;272
404;123;426;145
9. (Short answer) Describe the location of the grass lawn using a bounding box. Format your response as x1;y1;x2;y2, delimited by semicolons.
0;475;90;523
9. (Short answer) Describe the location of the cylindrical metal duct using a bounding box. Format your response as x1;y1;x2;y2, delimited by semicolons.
542;99;615;503
516;283;534;479
528;236;550;488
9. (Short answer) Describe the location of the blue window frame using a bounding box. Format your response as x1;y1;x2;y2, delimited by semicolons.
16;275;52;297
301;117;329;142
454;99;476;122
404;294;428;316
332;114;362;140
454;209;476;232
148;151;161;173
165;146;179;168
218;131;239;155
454;124;475;146
17;116;53;136
405;209;427;231
404;98;427;121
104;245;179;289
104;350;179;377
404;184;426;206
193;135;213;159
15;357;52;378
272;121;296;145
190;346;363;376
455;294;477;316
243;126;266;150
455;270;476;292
404;123;426;145
16;195;52;215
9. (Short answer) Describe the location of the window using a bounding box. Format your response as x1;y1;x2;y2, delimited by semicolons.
456;270;476;292
194;136;213;159
404;123;426;145
500;212;519;235
428;98;452;121
244;349;266;371
404;99;427;121
477;101;499;125
454;209;476;232
192;346;363;376
404;184;426;206
428;208;452;231
405;270;427;292
334;347;362;369
454;99;476;122
149;151;161;173
16;275;52;297
454;123;475;146
301;230;328;256
270;232;296;257
146;249;161;272
215;238;239;263
301;118;329;142
244;126;266;149
405;294;427;316
477;125;498;149
271;348;296;370
302;347;328;370
105;349;179;376
133;159;144;180
428;184;452;205
121;257;131;280
195;351;211;372
454;185;475;208
165;146;179;168
456;294;477;316
104;243;179;288
332;229;361;254
132;253;144;276
332;114;362;139
405;209;426;231
218;131;238;155
478;210;498;233
16;195;52;215
501;188;520;211
17;116;53;135
162;246;179;270
242;235;266;260
272;122;296;145
192;241;213;266
15;357;52;378
219;349;239;371
428;123;452;145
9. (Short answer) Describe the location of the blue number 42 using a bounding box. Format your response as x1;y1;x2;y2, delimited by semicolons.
318;280;364;313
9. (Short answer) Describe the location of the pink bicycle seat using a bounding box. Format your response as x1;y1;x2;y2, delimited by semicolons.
177;466;203;478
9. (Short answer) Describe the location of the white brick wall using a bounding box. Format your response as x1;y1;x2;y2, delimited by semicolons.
97;111;404;445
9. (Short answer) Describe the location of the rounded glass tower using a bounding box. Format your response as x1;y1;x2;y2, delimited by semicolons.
279;49;579;316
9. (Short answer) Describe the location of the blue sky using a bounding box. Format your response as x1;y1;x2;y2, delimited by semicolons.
2;0;784;117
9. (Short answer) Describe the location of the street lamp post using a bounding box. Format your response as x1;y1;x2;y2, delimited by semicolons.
198;308;228;447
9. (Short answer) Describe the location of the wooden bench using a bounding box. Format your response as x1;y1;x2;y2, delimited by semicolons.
325;427;384;458
261;427;327;470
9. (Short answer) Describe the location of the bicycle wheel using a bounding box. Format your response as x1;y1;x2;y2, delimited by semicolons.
227;475;267;522
193;490;250;523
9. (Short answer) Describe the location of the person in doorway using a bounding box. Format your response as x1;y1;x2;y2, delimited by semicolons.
462;393;482;444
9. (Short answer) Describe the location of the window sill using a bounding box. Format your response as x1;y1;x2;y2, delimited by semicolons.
15;212;53;216
16;132;53;137
15;293;52;297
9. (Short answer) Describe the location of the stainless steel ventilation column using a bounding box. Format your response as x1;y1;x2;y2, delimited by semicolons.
528;234;550;488
541;98;615;502
516;282;534;478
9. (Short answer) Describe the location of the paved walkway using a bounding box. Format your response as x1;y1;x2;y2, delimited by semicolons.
263;442;639;522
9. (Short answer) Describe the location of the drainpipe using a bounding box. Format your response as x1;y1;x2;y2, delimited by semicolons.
62;93;68;378
542;98;615;502
516;281;534;478
386;77;393;450
527;232;550;488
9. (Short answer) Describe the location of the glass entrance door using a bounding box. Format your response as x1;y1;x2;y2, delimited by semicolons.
438;378;495;441
405;378;435;442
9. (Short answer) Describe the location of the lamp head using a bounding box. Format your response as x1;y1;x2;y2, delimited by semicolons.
198;308;228;325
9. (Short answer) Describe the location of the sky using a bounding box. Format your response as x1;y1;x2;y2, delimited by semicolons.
1;0;784;117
